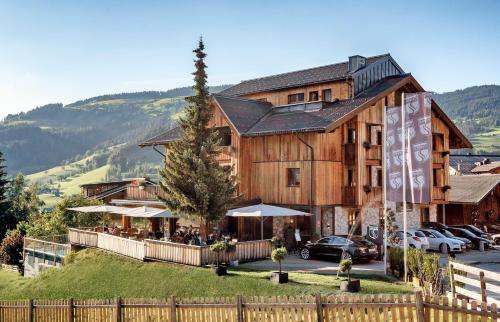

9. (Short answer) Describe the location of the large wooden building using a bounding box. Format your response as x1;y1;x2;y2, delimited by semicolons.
141;54;472;241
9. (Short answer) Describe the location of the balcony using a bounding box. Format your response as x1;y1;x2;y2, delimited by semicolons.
342;186;357;205
366;145;382;160
215;145;232;163
365;186;383;203
432;186;446;201
344;143;356;166
432;151;449;164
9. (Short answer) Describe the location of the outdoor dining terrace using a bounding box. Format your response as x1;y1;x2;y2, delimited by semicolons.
68;228;272;266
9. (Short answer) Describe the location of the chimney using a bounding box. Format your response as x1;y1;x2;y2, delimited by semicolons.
348;55;367;73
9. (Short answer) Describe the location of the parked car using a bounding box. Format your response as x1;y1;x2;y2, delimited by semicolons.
449;225;492;241
422;221;448;230
394;229;430;250
492;233;500;246
299;235;378;262
433;228;473;249
447;227;492;250
417;229;465;253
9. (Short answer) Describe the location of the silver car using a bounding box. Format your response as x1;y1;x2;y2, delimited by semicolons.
418;229;465;253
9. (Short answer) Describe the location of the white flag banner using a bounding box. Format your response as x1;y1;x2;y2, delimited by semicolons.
385;92;432;204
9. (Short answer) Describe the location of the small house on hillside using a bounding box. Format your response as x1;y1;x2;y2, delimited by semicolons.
141;53;472;241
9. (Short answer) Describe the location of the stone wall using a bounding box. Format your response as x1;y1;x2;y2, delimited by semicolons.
334;206;349;235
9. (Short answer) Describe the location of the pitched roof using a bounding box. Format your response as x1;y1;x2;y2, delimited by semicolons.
219;54;392;96
448;174;500;204
139;127;184;147
449;155;500;175
471;161;500;173
212;95;272;134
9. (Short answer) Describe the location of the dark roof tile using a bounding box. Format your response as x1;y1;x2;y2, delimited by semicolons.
219;54;390;96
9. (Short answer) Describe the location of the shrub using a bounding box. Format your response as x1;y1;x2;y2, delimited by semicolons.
407;248;424;278
271;247;288;274
421;253;442;296
0;230;23;269
339;259;353;281
209;241;227;268
388;247;404;272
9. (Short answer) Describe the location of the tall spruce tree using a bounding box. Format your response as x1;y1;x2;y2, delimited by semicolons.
0;152;10;239
159;38;239;239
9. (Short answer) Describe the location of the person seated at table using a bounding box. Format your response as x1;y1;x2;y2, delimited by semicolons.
112;226;121;236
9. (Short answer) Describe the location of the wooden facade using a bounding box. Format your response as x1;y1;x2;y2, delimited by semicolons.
152;57;471;238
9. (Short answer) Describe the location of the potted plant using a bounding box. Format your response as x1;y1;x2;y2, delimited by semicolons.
270;247;288;284
441;185;451;192
363;141;371;149
209;241;227;276
339;259;360;292
138;181;147;190
363;185;372;193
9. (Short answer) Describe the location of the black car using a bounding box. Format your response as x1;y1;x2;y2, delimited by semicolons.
450;225;492;241
422;221;449;230
299;235;378;262
447;227;491;250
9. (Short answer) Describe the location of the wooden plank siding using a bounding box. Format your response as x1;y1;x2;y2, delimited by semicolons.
240;80;351;105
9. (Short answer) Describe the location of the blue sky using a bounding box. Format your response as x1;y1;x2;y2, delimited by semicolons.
0;0;499;119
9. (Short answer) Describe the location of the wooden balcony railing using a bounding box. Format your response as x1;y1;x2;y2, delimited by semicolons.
432;186;446;201
344;143;356;165
215;145;232;162
366;145;382;160
126;185;168;201
365;186;383;203
342;186;356;205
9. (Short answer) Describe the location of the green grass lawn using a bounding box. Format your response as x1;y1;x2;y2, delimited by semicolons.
0;250;412;300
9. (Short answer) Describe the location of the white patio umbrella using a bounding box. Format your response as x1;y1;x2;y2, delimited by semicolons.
113;206;175;218
225;204;312;240
67;205;128;213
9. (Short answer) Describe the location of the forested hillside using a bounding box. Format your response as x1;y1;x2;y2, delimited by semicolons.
0;85;230;176
433;85;500;154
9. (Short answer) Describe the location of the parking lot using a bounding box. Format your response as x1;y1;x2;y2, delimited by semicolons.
240;246;500;276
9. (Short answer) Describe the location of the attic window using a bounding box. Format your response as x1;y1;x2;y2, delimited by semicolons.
288;93;304;104
308;91;319;102
217;127;231;146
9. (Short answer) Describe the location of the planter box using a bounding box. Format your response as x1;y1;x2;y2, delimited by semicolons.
270;272;288;284
212;266;227;276
340;279;360;293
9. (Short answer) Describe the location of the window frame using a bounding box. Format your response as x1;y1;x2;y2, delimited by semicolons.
287;168;301;187
322;89;332;101
308;91;319;102
287;93;305;104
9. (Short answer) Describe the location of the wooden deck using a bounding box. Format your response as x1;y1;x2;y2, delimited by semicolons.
68;228;272;266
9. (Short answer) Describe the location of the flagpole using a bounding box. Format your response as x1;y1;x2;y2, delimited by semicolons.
402;92;408;283
383;103;388;275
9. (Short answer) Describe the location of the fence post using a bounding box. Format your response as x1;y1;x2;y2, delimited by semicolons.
415;290;425;322
28;299;34;322
236;295;243;322
170;296;177;322
115;297;121;322
479;271;487;303
68;298;74;322
315;294;324;322
449;263;456;297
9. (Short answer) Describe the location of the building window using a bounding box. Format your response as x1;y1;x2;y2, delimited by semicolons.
217;127;231;146
368;124;382;145
288;93;304;104
309;91;319;102
421;208;430;224
322;89;332;101
347;128;356;144
347;169;354;187
287;168;301;187
348;211;361;235
370;166;383;187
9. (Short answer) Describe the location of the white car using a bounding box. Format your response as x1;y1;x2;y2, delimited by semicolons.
492;233;500;246
395;229;430;250
418;229;465;253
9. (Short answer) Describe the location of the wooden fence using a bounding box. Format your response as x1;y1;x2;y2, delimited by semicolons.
97;233;145;261
1;292;499;322
449;261;500;305
68;228;272;266
68;229;98;248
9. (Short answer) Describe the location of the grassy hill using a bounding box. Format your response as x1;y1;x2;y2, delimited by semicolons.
1;86;231;176
0;249;411;300
433;85;500;153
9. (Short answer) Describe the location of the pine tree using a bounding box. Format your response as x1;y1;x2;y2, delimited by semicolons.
159;38;239;239
0;152;11;239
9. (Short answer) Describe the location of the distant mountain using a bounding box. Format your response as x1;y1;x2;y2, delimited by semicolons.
0;85;231;175
433;85;500;154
